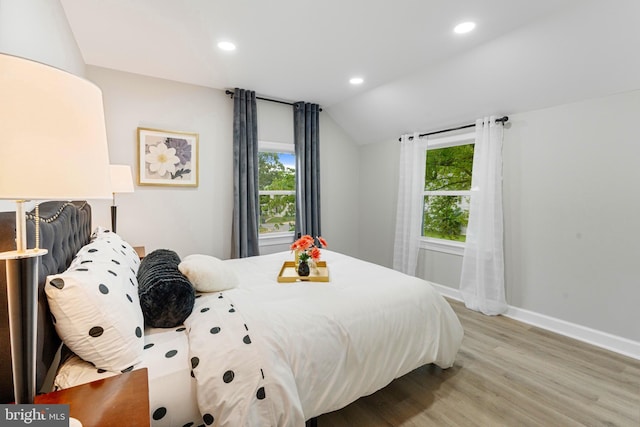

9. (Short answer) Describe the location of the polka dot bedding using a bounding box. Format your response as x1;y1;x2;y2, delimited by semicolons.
55;322;201;427
182;292;304;426
54;291;304;426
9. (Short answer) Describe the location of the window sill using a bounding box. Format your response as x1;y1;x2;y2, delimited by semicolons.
419;238;465;256
259;232;294;247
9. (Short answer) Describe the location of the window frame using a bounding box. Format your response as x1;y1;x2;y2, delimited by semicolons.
258;140;296;247
419;131;475;256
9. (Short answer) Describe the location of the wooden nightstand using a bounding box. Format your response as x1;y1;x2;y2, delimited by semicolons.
35;368;150;427
133;246;146;260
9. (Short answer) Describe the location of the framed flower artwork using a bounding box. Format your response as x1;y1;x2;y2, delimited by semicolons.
137;127;199;187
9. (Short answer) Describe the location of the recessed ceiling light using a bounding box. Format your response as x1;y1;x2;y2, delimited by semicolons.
349;77;364;85
217;41;236;51
454;22;476;34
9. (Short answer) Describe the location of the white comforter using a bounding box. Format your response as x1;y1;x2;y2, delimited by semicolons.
184;250;464;426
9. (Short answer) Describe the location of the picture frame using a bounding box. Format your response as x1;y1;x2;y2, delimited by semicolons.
137;127;199;187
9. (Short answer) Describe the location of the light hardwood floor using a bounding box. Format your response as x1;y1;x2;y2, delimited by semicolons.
317;299;640;426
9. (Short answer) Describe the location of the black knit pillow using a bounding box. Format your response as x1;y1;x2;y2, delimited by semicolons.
137;249;195;328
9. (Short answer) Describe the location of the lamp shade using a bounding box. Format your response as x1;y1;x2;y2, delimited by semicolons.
0;53;111;200
110;165;135;194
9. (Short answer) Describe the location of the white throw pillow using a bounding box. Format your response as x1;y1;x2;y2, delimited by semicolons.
45;230;144;373
178;254;239;293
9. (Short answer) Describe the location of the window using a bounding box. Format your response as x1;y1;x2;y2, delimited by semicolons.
421;131;475;254
258;141;296;242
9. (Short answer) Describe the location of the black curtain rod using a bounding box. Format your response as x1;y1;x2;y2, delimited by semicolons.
225;90;322;111
399;116;509;142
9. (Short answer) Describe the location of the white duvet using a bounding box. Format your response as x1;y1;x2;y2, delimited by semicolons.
55;250;463;427
186;250;463;425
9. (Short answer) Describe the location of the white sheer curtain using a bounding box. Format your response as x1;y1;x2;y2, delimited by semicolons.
393;132;425;275
459;116;507;315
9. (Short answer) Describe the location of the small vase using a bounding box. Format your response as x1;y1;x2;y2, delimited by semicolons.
297;260;310;277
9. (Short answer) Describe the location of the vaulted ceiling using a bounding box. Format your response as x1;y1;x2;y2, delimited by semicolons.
61;0;640;144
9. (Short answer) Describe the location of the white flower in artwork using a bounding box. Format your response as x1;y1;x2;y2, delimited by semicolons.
145;143;180;177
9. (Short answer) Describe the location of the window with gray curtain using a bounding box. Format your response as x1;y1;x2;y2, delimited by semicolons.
232;88;260;258
293;101;321;238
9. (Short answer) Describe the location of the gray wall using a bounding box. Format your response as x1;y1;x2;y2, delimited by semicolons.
358;89;640;343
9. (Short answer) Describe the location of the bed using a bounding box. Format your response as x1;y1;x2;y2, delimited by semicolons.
0;201;463;426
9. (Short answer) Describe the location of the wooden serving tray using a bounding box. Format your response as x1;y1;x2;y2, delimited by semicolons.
277;260;329;282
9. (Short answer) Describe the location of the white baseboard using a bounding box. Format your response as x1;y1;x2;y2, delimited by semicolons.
431;283;640;361
432;283;464;302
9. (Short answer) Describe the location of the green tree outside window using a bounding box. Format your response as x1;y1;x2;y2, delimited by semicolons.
423;144;474;241
258;152;295;234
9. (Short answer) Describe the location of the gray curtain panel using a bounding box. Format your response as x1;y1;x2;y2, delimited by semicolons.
293;101;321;238
232;88;260;258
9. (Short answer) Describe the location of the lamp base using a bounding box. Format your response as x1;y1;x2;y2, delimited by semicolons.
0;249;47;404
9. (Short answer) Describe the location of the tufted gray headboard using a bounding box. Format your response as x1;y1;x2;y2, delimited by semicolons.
0;201;91;403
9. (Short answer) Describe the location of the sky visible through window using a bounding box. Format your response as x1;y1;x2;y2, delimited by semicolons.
280;153;295;169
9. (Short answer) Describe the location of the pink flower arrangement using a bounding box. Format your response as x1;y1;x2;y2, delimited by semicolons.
291;235;328;263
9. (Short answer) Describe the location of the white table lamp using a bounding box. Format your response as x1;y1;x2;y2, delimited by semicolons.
0;53;112;404
109;165;135;233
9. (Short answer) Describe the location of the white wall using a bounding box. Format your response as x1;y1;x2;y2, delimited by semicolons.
85;67;360;260
358;89;640;344
0;0;85;212
358;140;398;266
257;101;294;144
86;66;232;259
321;109;361;257
502;90;640;342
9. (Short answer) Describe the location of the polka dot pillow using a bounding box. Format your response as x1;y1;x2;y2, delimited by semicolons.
45;230;144;373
